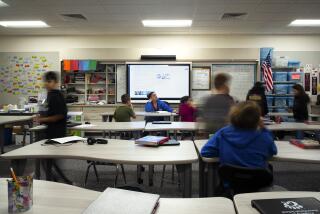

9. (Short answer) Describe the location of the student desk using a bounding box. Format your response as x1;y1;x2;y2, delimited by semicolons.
234;191;320;214
101;111;178;122
194;140;320;197
69;121;146;137
145;122;205;139
0;115;34;154
0;179;235;214
266;122;320;131
0;139;198;198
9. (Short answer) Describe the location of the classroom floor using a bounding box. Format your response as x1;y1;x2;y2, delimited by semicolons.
1;137;320;197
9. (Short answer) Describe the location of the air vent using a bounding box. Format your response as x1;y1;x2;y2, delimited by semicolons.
221;13;248;21
60;14;87;21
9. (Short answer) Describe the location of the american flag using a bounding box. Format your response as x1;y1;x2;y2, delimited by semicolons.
262;52;273;91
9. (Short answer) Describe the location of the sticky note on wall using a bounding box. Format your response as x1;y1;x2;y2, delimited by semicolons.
79;60;90;71
89;60;97;70
70;60;79;71
63;60;71;71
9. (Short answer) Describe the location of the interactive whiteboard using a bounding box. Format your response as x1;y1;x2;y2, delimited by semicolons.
127;64;190;103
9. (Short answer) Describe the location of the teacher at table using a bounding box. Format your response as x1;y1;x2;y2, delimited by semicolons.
145;91;173;122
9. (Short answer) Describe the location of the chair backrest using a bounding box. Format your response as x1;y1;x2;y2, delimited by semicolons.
218;164;273;194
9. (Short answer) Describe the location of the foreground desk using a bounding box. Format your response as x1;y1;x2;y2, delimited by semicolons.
0;115;34;154
194;140;320;197
69;121;146;137
234;191;320;214
0;139;198;198
0;179;235;214
266;122;320;131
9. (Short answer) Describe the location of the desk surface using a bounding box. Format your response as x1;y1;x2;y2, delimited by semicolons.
145;122;205;131
69;121;146;131
234;191;320;214
0;115;33;125
0;179;235;214
266;122;320;131
194;140;320;164
101;111;178;117
1;139;198;165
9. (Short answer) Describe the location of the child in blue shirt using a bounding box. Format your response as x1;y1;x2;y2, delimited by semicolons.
145;91;173;112
201;101;277;169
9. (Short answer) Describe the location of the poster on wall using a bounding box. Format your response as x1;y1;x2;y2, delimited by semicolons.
312;76;317;95
305;73;310;92
192;67;211;90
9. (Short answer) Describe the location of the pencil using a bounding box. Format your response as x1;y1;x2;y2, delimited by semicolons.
10;167;19;186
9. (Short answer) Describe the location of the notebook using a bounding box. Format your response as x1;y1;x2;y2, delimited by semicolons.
82;188;160;214
290;139;320;149
135;136;169;146
45;136;86;144
252;197;320;214
161;139;180;146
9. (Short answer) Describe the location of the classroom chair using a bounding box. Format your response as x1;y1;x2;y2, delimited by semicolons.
218;164;274;197
84;161;126;187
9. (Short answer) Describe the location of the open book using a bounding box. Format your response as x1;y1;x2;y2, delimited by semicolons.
83;188;160;214
45;136;86;144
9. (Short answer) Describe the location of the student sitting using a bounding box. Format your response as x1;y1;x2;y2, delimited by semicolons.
114;94;136;122
246;82;269;117
179;96;197;122
145;91;173;112
145;92;173;122
201;101;277;169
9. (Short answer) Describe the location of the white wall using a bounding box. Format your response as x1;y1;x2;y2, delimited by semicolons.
0;35;320;60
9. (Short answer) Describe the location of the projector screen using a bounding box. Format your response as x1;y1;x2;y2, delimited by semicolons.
127;64;190;102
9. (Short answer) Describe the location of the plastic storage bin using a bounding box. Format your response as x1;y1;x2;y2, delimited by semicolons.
273;72;288;82
287;84;294;94
288;60;301;68
287;97;294;107
288;72;303;82
266;97;274;107
274;84;288;94
274;97;287;107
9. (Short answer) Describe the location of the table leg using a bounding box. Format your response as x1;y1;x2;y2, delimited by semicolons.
11;159;27;176
35;159;41;179
0;125;4;154
178;164;192;198
199;159;205;197
45;159;53;181
102;115;107;122
148;165;154;186
137;165;143;184
174;131;177;140
207;162;219;196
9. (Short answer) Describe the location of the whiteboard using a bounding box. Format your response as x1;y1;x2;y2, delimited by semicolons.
212;64;256;101
0;52;60;105
116;64;126;103
192;67;211;90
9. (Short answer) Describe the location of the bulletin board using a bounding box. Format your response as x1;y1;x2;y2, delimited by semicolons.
0;52;60;105
192;67;211;90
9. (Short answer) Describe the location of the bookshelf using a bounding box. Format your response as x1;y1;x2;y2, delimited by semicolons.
62;60;124;105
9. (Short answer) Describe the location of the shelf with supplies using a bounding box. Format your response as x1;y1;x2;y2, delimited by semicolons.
62;60;125;105
266;94;294;96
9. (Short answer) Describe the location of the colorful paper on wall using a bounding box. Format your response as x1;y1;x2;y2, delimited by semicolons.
79;60;90;71
89;60;97;70
70;60;79;70
63;60;71;71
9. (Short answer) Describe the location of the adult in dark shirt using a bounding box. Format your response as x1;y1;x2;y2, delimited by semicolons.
35;71;70;183
292;84;310;122
202;73;235;134
246;82;269;117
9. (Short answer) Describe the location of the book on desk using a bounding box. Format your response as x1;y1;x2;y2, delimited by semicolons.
290;139;320;149
252;197;320;214
135;136;170;147
83;187;160;214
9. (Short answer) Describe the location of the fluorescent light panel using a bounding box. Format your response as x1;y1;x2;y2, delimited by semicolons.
0;21;49;28
0;1;8;7
142;20;192;27
289;19;320;26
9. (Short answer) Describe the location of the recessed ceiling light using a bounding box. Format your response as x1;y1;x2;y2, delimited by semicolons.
0;1;9;7
289;19;320;27
142;20;192;27
0;21;49;28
